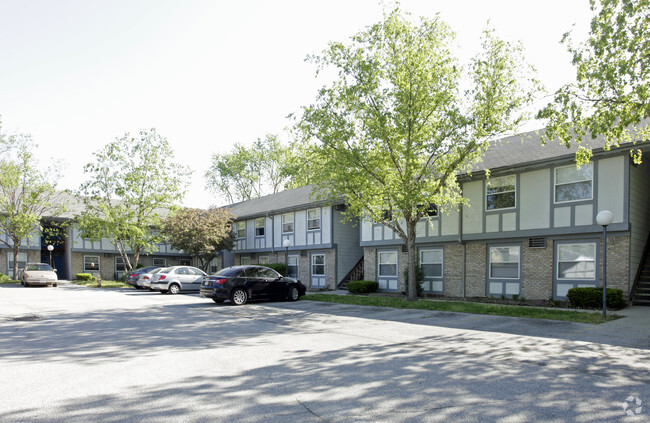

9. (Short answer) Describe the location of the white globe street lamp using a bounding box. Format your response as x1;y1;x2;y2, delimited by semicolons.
47;244;54;268
282;238;291;274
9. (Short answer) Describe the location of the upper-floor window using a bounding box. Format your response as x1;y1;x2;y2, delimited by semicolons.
486;175;516;210
307;209;321;230
282;213;294;233
255;218;265;237
236;221;246;238
555;163;593;203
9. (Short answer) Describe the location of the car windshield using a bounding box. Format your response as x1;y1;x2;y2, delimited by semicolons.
213;267;240;277
26;264;53;271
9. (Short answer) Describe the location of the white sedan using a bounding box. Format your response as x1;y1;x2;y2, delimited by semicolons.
21;263;58;287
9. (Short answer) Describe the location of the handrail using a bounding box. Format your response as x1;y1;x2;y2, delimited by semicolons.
630;231;650;302
338;256;364;288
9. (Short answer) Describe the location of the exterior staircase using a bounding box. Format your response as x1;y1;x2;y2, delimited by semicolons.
338;256;364;290
632;235;650;306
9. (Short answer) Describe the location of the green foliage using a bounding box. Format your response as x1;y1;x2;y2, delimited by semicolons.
162;207;235;272
297;8;540;302
0;118;66;279
0;273;12;282
347;280;379;294
265;263;287;276
537;0;650;164
567;287;625;309
76;273;96;281
205;134;299;204
77;129;190;271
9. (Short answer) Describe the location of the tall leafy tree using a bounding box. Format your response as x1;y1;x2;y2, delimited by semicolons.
298;8;541;301
205;134;294;204
77;129;190;272
537;0;650;164
162;207;235;272
0;122;65;279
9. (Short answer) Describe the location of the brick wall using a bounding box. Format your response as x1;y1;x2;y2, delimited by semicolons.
521;240;554;300
444;244;464;297
464;243;487;297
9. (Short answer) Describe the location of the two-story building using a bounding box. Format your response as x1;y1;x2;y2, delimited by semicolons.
361;129;650;301
226;185;364;290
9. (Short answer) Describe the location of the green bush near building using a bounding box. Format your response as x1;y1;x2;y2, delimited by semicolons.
347;280;379;294
566;287;625;310
76;273;96;281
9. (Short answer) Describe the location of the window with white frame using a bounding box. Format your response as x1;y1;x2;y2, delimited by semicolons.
378;251;398;277
236;221;246;238
557;242;596;280
241;256;251;265
259;256;269;265
84;255;100;272
420;249;443;278
486;175;516;210
282;213;294;233
287;255;299;279
307;209;321;230
115;256;126;272
555;163;593;203
311;254;325;276
489;246;520;279
7;252;27;274
255;218;265;237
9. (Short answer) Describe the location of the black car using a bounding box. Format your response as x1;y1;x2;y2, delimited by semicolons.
200;265;307;305
125;266;161;288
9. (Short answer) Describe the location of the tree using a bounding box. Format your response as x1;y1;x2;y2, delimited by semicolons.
537;0;650;165
0;123;66;279
77;129;190;273
162;207;235;272
297;7;540;301
205;134;295;204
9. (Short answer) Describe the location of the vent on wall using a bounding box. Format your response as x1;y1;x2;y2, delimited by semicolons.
401;245;408;253
528;237;547;248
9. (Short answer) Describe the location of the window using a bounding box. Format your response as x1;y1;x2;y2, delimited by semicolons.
311;254;325;276
557;243;596;280
241;257;251;265
8;252;27;273
259;256;269;265
424;204;438;217
378;251;398;277
115;256;126;272
153;257;167;267
555;163;593;203
486;175;516;210
307;209;321;230
84;255;100;272
237;221;246;238
489;246;520;279
420;249;443;278
255;218;265;237
282;213;294;233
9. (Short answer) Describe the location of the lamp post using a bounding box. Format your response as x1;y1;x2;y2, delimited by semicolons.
47;245;54;268
283;239;291;275
596;210;614;318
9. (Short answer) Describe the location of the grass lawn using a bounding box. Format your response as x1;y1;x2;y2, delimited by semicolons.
0;279;20;285
304;293;621;324
70;280;130;288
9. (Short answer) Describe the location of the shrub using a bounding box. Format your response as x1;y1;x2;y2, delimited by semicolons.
266;263;287;276
567;287;625;309
347;280;379;294
0;273;11;282
76;273;96;281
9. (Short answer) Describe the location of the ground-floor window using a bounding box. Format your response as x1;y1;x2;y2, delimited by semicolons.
240;257;251;265
420;248;443;293
555;241;597;299
287;255;299;279
7;252;27;278
377;250;398;291
84;255;100;272
311;253;326;287
153;257;167;267
179;257;191;266
259;256;269;265
115;256;126;272
487;245;521;297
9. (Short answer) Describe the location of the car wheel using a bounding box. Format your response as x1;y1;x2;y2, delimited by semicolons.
287;286;300;302
212;298;225;304
168;284;181;295
230;288;247;306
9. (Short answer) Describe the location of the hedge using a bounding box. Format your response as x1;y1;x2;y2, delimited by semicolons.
347;280;379;294
265;263;287;276
76;273;96;281
566;287;625;309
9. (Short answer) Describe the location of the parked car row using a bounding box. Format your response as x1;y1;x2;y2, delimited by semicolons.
135;264;307;306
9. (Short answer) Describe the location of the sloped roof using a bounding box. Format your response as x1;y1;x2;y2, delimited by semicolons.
45;190;173;220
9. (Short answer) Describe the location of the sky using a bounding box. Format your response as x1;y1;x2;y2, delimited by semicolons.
0;0;592;209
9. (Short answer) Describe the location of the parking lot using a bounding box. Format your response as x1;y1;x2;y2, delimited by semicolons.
1;282;649;422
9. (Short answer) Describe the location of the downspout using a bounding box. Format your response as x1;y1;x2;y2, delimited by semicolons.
266;213;275;255
459;202;466;298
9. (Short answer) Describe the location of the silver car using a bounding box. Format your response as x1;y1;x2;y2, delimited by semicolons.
136;267;163;290
21;263;58;287
149;266;206;294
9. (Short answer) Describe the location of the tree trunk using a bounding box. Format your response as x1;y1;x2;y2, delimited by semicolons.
406;220;418;302
12;243;20;281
